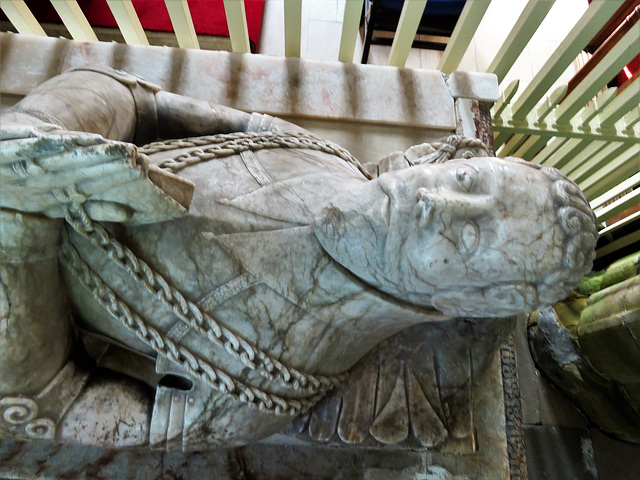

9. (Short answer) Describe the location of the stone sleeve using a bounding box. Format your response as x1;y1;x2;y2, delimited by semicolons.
0;210;70;396
5;69;139;143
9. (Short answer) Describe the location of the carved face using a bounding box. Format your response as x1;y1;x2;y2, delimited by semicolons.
315;157;564;308
377;157;563;295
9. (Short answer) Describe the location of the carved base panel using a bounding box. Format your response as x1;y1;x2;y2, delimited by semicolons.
0;348;517;480
282;318;513;454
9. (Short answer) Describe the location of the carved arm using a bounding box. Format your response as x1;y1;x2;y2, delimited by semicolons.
3;66;305;146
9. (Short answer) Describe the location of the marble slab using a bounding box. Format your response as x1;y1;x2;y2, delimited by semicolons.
0;33;504;130
0;34;69;94
446;71;500;103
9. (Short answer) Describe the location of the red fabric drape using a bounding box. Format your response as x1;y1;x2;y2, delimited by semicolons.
2;0;265;47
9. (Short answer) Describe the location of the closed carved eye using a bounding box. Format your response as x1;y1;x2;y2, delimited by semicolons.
456;167;475;191
459;222;479;254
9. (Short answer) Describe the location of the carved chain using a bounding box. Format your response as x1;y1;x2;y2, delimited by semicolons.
139;130;375;179
139;131;489;175
63;204;340;415
61;131;483;416
60;234;329;416
59;131;372;416
408;135;491;164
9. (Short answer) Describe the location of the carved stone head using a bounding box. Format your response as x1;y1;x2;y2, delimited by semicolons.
314;156;598;317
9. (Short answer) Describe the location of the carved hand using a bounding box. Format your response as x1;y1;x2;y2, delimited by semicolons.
0;124;145;223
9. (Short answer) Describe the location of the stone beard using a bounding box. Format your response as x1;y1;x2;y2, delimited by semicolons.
0;67;598;449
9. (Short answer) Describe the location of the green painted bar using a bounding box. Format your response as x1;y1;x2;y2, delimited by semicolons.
491;120;637;144
223;0;251;53
487;0;556;83
1;0;46;36
598;78;640;128
106;0;149;45
535;84;568;123
497;133;526;157
531;136;567;164
164;0;199;49
492;79;519;117
545;137;588;170
591;172;640;210
492;130;512;149
51;0;98;41
580;87;618;125
595;189;640;222
624;106;640;131
571;142;628;184
562;140;607;176
284;0;302;57
338;0;364;63
514;135;550;160
438;0;492;74
597;230;640;259
510;0;622;120
580;145;640;195
598;211;640;237
555;25;640;124
388;0;428;67
585;158;639;200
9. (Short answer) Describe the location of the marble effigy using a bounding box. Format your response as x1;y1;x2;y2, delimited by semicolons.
0;33;597;477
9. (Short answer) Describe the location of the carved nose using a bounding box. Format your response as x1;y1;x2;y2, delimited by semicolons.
416;188;491;221
416;188;435;227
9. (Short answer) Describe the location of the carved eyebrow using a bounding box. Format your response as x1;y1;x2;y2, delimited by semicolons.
457;160;483;174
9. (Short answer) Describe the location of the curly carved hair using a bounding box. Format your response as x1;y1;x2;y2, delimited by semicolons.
431;157;598;318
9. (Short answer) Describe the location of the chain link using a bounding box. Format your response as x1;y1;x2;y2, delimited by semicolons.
60;237;326;416
64;204;341;396
139;131;374;179
407;135;491;165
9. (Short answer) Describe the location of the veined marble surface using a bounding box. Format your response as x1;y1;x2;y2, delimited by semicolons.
0;43;597;455
0;32;464;129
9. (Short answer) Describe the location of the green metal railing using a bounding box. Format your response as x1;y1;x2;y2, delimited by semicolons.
489;0;639;261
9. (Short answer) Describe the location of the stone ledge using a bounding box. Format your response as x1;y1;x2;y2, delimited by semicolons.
446;71;499;103
0;32;501;130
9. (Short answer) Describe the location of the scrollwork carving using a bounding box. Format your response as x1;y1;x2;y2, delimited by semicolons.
24;418;56;439
1;397;37;424
0;397;56;440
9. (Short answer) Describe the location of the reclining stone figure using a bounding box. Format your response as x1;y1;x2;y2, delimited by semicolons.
0;67;598;450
